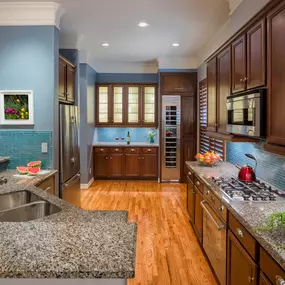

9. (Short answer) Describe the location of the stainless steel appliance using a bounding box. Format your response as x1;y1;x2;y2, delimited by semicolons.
59;105;80;199
226;90;266;137
201;198;226;285
161;96;181;182
211;177;285;201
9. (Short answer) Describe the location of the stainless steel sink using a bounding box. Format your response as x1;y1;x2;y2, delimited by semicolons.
0;190;44;211
0;201;62;222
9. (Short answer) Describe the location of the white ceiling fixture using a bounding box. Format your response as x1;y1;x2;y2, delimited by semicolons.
102;43;110;47
138;22;149;28
172;43;180;47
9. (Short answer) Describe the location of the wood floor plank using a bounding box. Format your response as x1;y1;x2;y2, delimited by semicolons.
72;181;218;285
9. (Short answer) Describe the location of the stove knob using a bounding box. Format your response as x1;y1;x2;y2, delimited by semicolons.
269;195;276;201
252;195;259;201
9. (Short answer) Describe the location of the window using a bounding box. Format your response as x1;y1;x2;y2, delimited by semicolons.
199;79;225;160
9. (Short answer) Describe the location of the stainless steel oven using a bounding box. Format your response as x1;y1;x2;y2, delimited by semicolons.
226;90;266;138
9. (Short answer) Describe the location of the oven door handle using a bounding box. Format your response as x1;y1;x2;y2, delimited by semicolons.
200;200;225;231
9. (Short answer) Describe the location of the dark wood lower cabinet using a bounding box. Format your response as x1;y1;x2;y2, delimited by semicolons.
193;187;203;243
181;138;195;181
259;272;272;285
186;176;195;224
227;230;258;285
94;153;109;178
109;154;124;177
125;154;141;177
141;154;158;177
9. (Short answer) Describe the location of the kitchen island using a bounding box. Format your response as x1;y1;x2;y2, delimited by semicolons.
0;170;137;284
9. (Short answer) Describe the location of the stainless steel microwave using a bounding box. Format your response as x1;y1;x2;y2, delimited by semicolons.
226;90;266;138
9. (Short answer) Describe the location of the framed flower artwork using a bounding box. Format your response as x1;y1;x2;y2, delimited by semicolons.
0;90;34;125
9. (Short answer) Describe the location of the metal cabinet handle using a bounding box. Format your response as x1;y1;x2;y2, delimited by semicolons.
44;186;51;192
110;157;112;160
219;205;225;212
142;156;145;160
188;171;192;176
115;149;119;152
106;156;108;160
205;190;210;195
248;276;254;283
138;157;141;160
174;87;184;90
276;276;285;285
148;149;151;152
240;79;243;83
244;77;248;81
200;200;225;231
100;149;104;152
71;157;75;163
236;228;244;238
196;181;200;186
131;149;135;152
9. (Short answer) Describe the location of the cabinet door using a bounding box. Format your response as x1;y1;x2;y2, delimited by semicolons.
94;154;109;177
227;231;258;285
97;86;111;125
187;177;195;224
140;153;158;177
247;19;266;90
59;58;66;101
66;65;75;103
125;154;141;176
142;86;157;126
109;153;124;177
127;86;141;125
232;35;246;93
112;85;124;125
217;46;231;134
182;138;195;179
267;2;285;146
207;58;217;131
161;73;197;95
259;272;272;285
194;187;203;243
181;96;196;137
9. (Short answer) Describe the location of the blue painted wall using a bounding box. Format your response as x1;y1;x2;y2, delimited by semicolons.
227;142;285;190
97;73;158;83
80;63;97;184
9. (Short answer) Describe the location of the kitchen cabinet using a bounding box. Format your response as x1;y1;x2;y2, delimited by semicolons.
186;175;195;224
259;272;272;285
231;35;247;93
58;56;76;104
206;58;217;132
266;2;285;148
227;230;258;285
182;138;196;180
94;152;109;177
181;96;196;137
193;186;203;243
160;73;197;95
37;175;56;196
96;84;157;127
109;150;124;177
141;148;158;178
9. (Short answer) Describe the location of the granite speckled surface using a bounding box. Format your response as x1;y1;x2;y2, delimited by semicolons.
0;170;136;279
0;157;10;164
186;161;285;270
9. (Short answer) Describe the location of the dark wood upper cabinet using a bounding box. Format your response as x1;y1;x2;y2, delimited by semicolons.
247;19;266;90
207;58;217;131
181;96;196;137
193;187;203;243
232;35;247;93
66;65;75;103
267;1;285;147
59;58;66;102
227;230;258;285
161;73;197;95
217;46;231;134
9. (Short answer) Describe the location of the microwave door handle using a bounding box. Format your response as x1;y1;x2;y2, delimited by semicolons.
200;200;225;231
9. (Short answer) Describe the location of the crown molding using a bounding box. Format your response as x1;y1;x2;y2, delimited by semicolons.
0;2;65;29
158;56;198;69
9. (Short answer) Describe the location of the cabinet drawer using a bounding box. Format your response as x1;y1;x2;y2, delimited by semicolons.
186;167;194;182
142;147;157;154
125;148;141;154
194;176;203;193
260;247;285;284
110;147;123;153
95;147;109;153
229;212;258;260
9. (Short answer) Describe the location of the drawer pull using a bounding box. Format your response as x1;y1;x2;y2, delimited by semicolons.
206;190;210;195
131;149;135;152
219;205;225;212
106;156;108;160
236;228;244;238
196;181;200;186
142;156;145;160
44;187;51;192
276;276;285;285
115;149;119;152
248;276;254;283
148;149;151;152
188;171;192;176
110;157;112;160
100;149;104;152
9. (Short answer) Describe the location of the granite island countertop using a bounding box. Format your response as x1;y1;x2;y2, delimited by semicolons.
186;161;285;270
0;170;137;279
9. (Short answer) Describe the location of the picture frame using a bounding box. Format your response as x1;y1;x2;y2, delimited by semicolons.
0;90;34;125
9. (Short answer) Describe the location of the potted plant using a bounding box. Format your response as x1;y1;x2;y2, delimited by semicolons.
147;130;156;144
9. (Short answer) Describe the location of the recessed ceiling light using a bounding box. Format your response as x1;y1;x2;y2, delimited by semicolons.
138;22;149;28
102;43;110;47
172;43;180;47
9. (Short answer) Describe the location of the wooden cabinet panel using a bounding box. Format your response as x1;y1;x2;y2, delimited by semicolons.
66;65;75;103
259;272;272;285
141;153;158;177
142;148;157;154
94;153;109;177
232;35;246;93
182;139;195;179
37;176;55;196
227;230;258;285
194;187;203;243
247;19;266;90
161;73;197;95
267;2;285;146
181;96;196;137
217;46;231;134
96;85;111;125
109;154;124;177
125;154;141;176
207;58;217;131
142;85;157;126
186;176;195;224
127;86;141;125
125;148;141;154
59;58;66;102
112;85;125;125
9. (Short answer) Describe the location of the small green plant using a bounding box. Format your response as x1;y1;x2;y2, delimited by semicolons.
259;211;285;233
147;130;156;143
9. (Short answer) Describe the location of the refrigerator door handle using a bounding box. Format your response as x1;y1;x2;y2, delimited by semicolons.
63;173;80;188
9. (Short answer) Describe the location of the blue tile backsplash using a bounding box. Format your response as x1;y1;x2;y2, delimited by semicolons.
226;141;285;190
95;128;159;143
0;131;52;169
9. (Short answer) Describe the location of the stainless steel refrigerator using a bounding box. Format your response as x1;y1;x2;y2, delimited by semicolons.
161;96;181;182
59;105;80;200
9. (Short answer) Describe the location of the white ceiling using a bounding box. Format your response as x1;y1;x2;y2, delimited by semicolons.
2;0;232;71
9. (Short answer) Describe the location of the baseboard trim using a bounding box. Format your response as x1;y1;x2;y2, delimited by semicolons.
80;177;94;189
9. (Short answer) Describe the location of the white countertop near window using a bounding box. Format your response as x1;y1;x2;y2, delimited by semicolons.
93;142;159;147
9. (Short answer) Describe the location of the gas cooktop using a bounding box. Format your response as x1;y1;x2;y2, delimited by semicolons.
211;177;285;202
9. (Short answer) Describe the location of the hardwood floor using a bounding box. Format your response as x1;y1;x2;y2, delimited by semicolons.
72;181;218;285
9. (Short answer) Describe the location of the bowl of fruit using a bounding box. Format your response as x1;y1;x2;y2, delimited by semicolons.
195;152;221;167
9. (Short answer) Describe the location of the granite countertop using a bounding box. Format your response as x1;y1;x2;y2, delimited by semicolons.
93;142;159;147
0;157;10;164
0;170;137;279
186;161;285;270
